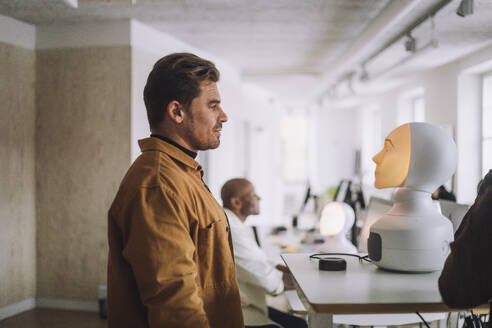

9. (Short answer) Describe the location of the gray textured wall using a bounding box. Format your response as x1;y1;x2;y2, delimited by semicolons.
0;42;37;307
36;46;131;300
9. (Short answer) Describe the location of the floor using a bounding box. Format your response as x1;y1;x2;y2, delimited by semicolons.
0;308;449;328
0;309;107;328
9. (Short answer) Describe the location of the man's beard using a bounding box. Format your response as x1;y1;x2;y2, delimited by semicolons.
183;116;222;151
183;128;220;151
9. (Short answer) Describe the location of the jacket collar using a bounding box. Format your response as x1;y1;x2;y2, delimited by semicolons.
138;137;203;175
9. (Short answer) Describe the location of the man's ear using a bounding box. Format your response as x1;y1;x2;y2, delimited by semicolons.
230;197;242;210
166;100;184;124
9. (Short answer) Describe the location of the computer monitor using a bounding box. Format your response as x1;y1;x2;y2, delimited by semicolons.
439;200;469;233
358;196;393;252
334;180;350;202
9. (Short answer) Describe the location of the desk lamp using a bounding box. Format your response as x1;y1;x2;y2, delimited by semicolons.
368;122;455;272
320;202;357;253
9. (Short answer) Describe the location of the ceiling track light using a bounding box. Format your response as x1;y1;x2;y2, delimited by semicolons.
350;0;447;85
369;39;438;82
348;0;451;85
404;33;417;52
456;0;474;17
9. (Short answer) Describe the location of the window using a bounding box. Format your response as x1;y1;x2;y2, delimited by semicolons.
281;114;308;181
280;113;309;218
482;75;492;177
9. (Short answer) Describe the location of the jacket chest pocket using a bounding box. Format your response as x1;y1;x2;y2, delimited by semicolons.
197;215;233;287
197;217;230;259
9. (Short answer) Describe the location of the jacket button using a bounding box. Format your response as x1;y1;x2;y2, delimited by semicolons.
226;226;230;232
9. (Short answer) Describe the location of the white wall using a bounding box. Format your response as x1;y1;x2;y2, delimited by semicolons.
202;59;244;199
239;84;284;226
357;103;382;187
422;63;458;127
374;63;458;138
313;106;359;192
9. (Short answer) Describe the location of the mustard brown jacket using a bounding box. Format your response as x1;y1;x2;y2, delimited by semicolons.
108;137;244;328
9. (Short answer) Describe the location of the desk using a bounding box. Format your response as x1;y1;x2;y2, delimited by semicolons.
281;253;483;328
262;229;325;264
284;290;446;327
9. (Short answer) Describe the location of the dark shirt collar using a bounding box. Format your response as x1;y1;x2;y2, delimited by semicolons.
150;134;197;159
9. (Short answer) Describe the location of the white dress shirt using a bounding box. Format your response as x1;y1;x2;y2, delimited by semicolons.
225;208;284;326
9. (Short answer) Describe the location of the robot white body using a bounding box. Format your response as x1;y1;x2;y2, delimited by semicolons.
368;188;453;272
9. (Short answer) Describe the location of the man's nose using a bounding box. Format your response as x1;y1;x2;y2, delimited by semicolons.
219;108;228;123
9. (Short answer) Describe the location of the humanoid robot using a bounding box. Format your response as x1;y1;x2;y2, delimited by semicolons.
319;202;357;253
368;122;456;272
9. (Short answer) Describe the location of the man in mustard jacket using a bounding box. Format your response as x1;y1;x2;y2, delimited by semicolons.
108;53;244;328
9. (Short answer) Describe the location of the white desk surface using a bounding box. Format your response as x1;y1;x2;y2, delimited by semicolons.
284;289;447;326
281;253;459;314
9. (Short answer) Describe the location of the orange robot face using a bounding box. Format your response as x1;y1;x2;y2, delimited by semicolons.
373;124;411;189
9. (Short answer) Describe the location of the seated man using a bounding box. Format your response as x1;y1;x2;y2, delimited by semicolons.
221;178;307;328
439;170;492;308
432;185;456;202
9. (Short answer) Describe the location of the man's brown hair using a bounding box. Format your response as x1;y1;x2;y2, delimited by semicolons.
143;53;220;129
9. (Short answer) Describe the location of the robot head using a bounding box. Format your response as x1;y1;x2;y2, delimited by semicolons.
373;122;456;193
320;202;355;238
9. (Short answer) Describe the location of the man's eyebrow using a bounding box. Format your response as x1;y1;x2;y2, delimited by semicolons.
208;99;221;105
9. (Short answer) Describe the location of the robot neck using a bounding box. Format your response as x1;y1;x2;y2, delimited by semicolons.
387;187;438;217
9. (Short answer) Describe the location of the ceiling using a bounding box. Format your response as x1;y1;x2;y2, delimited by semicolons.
2;0;492;107
362;0;492;85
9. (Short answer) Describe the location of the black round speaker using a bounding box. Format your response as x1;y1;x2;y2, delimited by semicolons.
318;257;347;271
368;232;382;261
